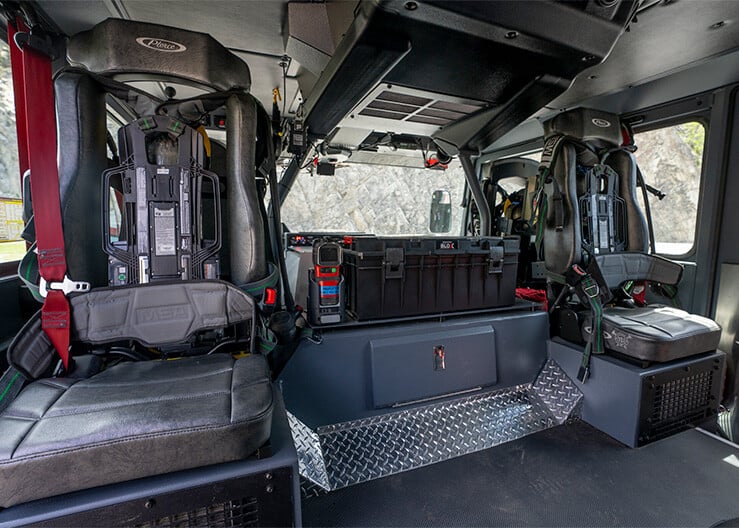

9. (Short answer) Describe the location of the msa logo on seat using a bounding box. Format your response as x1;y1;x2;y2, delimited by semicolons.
591;118;612;128
136;37;187;53
136;304;191;323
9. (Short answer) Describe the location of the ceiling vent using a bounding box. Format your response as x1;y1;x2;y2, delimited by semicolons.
341;84;486;137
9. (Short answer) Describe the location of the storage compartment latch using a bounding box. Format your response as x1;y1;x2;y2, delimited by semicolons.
487;246;505;274
383;248;405;279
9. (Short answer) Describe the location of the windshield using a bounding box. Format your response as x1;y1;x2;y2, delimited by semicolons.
281;162;467;236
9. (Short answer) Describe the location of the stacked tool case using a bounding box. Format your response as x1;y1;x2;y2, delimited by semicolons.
342;236;519;320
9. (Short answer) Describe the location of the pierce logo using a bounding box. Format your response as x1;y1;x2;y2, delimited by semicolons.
437;240;457;250
136;37;187;53
591;118;611;128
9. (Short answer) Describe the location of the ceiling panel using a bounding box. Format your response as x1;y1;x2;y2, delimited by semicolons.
233;51;301;117
549;0;739;109
36;0;299;113
122;0;289;57
36;0;114;35
38;0;289;57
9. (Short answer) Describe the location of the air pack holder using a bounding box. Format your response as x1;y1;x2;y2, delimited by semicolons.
344;236;519;321
103;115;221;286
578;164;626;254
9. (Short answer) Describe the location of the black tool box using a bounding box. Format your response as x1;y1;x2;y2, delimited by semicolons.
342;236;519;320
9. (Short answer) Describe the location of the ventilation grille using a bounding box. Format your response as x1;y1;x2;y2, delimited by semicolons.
642;367;716;444
136;497;259;528
357;89;485;127
652;370;713;423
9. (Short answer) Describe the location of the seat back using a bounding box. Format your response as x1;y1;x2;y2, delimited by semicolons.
21;19;270;294
12;20;274;377
541;108;649;277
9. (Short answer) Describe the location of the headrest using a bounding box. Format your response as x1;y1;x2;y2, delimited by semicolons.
542;108;622;147
67;18;251;93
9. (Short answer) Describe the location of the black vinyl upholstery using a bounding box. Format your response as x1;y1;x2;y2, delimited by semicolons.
604;149;650;253
55;71;109;288
1;22;277;512
583;305;721;362
542;108;719;362
0;354;273;507
543;138;649;276
543;143;582;276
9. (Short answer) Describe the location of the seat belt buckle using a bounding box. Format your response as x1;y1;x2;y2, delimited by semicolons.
581;280;600;299
39;276;91;298
577;365;590;383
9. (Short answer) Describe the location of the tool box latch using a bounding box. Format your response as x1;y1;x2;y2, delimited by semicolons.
488;246;505;274
383;248;405;280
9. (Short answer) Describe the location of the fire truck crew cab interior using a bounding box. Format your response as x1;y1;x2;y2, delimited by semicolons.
0;0;737;526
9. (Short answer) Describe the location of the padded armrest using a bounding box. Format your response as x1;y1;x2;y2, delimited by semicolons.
595;252;683;290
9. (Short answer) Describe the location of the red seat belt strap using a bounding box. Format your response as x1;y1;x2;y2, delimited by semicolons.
9;20;72;369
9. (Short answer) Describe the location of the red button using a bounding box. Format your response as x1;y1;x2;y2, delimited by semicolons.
264;287;277;305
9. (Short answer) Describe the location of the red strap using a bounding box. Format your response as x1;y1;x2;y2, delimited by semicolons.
515;287;548;311
631;280;647;306
9;21;71;369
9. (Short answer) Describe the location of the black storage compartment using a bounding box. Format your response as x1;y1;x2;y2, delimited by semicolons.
344;236;518;320
370;324;497;407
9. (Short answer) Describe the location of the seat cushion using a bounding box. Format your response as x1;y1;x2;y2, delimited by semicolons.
582;305;721;362
0;354;273;507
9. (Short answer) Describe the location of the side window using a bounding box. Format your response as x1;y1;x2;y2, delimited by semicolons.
106;111;123;242
106;111;122;150
633;121;705;255
0;39;24;264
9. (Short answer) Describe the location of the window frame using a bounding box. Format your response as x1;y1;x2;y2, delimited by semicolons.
627;111;710;260
0;33;25;273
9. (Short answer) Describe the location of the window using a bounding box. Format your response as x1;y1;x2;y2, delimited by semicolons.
632;121;705;255
106;107;126;150
107;115;120;149
0;39;24;264
282;162;467;236
106;110;124;242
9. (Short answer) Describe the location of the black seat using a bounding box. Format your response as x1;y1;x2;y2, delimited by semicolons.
583;305;721;362
0;19;276;509
540;108;720;362
0;354;272;507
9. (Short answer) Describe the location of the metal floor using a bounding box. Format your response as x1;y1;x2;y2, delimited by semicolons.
302;421;739;527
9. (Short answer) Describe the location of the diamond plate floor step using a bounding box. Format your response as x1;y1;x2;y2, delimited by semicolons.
289;359;581;497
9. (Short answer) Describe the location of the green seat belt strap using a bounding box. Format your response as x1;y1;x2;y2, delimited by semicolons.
566;264;606;383
0;367;25;414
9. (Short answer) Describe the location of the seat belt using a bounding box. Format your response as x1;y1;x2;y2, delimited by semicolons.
549;259;611;383
569;264;605;383
532;134;567;253
10;21;89;371
0;366;24;414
